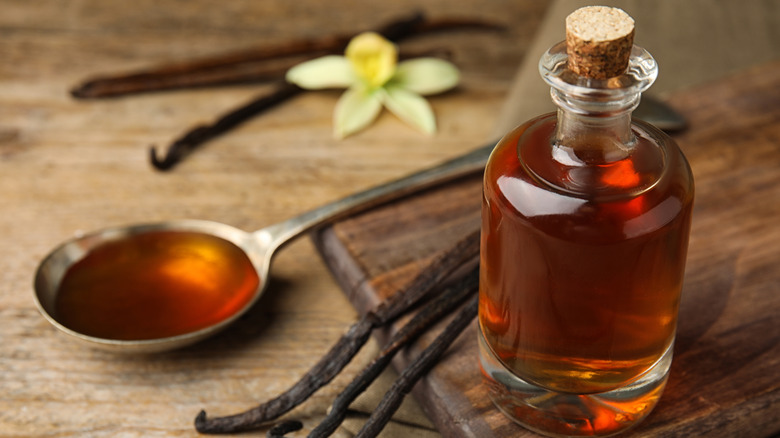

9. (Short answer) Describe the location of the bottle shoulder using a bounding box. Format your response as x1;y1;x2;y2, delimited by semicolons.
484;116;694;240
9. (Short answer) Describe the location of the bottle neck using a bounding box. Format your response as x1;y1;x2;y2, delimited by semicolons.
551;86;639;164
538;40;657;165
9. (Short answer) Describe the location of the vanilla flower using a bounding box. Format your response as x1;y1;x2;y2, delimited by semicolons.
286;32;460;138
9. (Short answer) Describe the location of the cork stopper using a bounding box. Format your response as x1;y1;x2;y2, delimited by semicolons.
565;6;635;79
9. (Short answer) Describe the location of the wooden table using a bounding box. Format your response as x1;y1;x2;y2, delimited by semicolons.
4;1;778;437
0;1;548;436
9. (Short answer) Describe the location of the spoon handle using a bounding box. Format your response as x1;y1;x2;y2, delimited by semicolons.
258;141;495;247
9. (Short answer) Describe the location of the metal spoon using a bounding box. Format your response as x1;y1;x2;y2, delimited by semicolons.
33;144;494;353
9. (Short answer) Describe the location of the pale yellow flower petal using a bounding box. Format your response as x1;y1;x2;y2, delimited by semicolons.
333;87;384;139
287;32;458;138
286;55;355;89
345;32;397;88
382;85;436;135
392;58;460;96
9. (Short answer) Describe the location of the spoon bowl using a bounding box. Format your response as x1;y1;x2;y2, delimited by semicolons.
33;220;277;353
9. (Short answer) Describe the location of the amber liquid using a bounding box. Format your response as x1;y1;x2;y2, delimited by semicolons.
55;231;260;340
480;114;694;394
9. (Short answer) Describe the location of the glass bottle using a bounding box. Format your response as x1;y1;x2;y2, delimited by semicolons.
478;7;694;437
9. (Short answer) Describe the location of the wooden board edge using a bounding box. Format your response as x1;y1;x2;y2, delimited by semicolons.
312;227;507;437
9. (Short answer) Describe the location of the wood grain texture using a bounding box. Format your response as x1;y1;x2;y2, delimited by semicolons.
314;62;780;437
0;1;550;436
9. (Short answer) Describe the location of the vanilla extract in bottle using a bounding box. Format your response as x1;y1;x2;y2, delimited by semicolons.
478;7;693;437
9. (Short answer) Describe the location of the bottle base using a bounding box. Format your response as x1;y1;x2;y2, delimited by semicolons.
478;330;671;437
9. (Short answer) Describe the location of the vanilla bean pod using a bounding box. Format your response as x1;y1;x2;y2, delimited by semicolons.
194;229;480;434
80;47;452;100
71;12;503;98
195;317;372;434
266;420;303;438
72;60;299;98
307;264;479;438
149;82;302;170
71;13;422;99
355;294;479;438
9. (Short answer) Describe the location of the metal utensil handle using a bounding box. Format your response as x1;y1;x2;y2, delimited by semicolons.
260;142;494;247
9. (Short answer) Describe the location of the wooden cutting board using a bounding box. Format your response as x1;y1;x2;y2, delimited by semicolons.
312;61;780;437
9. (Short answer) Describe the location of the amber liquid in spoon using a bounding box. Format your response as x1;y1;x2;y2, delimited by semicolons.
54;231;260;340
